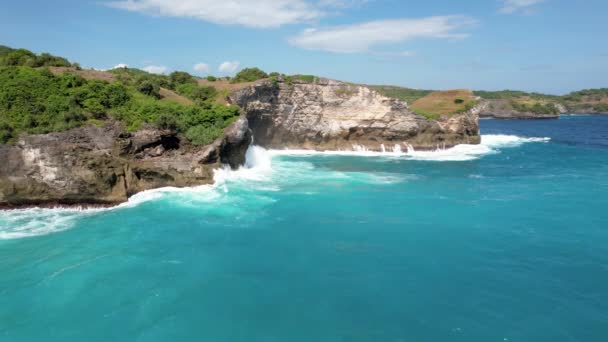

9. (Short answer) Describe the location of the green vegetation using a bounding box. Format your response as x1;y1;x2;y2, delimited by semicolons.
0;47;240;144
175;83;217;104
0;47;72;68
231;67;268;83
291;74;318;84
593;103;608;112
474;90;560;102
185;125;224;145
371;86;433;104
563;88;608;102
510;101;559;115
206;75;217;82
0;67;126;142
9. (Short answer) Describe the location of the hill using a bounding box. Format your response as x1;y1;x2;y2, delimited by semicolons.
370;85;432;104
0;47;247;145
370;84;608;118
409;90;478;119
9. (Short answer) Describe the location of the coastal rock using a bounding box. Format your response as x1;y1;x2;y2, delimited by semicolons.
0;119;251;207
230;78;480;151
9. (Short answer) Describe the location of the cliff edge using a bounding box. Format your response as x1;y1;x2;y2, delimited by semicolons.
0;118;250;208
230;78;480;151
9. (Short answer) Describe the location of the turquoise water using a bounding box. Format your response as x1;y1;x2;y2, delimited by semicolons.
1;116;608;341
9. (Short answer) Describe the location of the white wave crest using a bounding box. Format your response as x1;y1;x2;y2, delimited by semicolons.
0;134;549;240
0;207;99;240
481;134;550;147
269;134;550;162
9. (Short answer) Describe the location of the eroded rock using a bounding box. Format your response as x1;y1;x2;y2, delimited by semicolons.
0;119;251;207
230;78;480;151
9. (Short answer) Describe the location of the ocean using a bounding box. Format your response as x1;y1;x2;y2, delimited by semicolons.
1;115;607;341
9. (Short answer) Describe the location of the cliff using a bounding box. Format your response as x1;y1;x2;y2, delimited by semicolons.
0;118;250;208
230;78;480;151
0;75;482;208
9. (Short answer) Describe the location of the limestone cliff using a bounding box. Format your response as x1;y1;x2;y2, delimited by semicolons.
230;78;480;151
0;118;250;207
0;77;483;208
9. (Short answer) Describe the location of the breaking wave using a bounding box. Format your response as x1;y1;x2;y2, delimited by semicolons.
0;134;549;240
270;134;550;161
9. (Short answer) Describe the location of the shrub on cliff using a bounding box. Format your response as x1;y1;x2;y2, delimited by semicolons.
292;74;317;84
169;71;196;88
138;81;161;99
0;121;14;144
185;125;223;145
176;83;217;103
231;67;267;83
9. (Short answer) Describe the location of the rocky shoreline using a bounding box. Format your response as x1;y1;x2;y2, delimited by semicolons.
1;79;481;208
0;118;251;208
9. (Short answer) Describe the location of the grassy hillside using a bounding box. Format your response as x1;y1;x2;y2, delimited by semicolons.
473;90;560;101
474;89;608;114
374;87;608;115
370;85;433;104
409;90;478;119
0;47;242;145
562;88;608;112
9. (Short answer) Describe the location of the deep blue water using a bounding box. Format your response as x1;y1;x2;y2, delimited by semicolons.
1;115;608;341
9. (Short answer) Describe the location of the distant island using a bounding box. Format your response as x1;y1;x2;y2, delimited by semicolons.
0;45;604;207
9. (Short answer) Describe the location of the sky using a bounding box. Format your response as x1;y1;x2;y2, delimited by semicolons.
0;0;606;94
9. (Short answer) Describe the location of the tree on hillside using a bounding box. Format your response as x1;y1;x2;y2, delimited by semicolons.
231;67;268;83
169;71;196;88
138;81;161;99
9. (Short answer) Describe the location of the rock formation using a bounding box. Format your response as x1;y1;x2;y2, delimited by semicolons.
0;77;484;207
0;118;250;207
230;78;480;151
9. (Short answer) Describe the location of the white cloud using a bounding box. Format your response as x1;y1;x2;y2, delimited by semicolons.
499;0;546;14
289;16;476;53
142;65;168;74
112;63;129;69
218;61;240;74
371;50;416;58
317;0;367;8
106;0;324;28
193;63;210;74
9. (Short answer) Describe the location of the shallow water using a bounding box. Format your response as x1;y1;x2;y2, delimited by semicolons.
1;115;607;341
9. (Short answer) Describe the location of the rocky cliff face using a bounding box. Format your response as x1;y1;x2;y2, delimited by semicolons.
230;78;480;151
0;118;250;207
0;78;483;207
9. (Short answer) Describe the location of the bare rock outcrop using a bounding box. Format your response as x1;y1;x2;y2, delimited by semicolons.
0;118;251;207
230;78;480;151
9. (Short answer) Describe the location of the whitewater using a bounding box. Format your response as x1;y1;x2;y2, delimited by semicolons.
2;116;608;341
0;134;549;240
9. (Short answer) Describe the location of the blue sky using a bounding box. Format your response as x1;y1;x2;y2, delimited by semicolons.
0;0;606;94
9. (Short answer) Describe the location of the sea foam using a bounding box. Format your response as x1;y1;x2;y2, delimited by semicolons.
269;134;550;161
0;134;550;240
